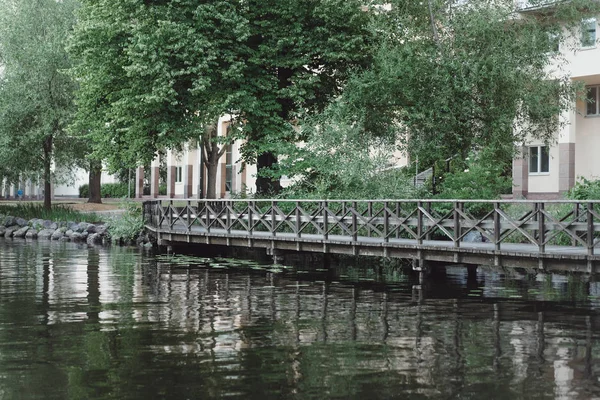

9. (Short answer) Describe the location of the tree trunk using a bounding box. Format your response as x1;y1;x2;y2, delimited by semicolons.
201;122;226;199
88;160;102;203
42;136;52;210
256;152;281;195
205;161;219;199
254;67;293;196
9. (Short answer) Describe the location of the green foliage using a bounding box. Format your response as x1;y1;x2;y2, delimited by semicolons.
567;177;600;200
0;203;101;223
106;202;144;243
101;183;130;199
322;0;600;173
79;183;133;198
436;151;512;200
283;168;422;200
0;0;85;208
158;184;167;196
68;0;373;194
278;98;422;200
79;184;89;199
272;0;600;200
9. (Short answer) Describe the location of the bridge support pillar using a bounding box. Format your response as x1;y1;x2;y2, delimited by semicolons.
412;259;430;284
466;264;478;281
266;247;284;265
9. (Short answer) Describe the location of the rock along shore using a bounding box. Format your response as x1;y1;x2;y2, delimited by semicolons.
0;215;154;248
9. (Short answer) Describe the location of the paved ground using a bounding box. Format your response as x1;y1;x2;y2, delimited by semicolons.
67;201;124;212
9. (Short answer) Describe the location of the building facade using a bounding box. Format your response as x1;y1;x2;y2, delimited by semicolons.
513;9;600;198
135;115;260;199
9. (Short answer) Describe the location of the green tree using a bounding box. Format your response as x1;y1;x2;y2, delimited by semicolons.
287;0;600;198
236;0;373;194
0;0;81;209
69;0;249;198
68;0;373;196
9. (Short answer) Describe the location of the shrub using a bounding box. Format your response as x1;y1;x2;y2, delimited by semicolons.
436;152;511;200
79;184;89;198
101;183;129;198
106;201;144;242
79;183;133;198
567;177;600;200
281;167;424;200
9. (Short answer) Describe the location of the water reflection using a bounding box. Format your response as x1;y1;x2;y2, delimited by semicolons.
0;240;599;399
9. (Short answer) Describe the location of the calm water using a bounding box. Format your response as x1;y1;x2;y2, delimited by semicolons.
0;240;599;399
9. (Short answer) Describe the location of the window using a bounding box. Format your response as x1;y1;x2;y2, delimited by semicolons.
529;146;549;174
548;31;560;53
175;166;183;183
581;18;597;48
225;145;233;192
587;85;600;116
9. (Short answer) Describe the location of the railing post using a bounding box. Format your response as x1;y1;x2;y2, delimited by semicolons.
186;200;192;232
226;200;231;234
588;202;594;256
417;201;423;245
367;201;373;237
352;201;358;242
538;202;545;253
573;203;580;247
248;201;254;236
154;200;163;228
494;202;500;251
272;200;277;237
156;201;161;228
295;201;301;238
384;201;389;243
323;201;329;240
396;202;400;239
425;201;432;241
454;201;461;248
169;200;173;228
205;200;211;233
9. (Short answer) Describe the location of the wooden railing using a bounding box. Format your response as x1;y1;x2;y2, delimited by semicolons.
143;199;600;255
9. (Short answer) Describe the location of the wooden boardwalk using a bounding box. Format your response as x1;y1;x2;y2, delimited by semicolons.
143;199;600;274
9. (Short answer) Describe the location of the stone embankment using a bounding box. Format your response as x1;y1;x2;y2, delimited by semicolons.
0;215;154;247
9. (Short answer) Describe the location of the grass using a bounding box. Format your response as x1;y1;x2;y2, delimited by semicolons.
0;203;103;223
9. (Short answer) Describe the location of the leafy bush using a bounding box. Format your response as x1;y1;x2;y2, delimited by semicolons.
567;177;600;200
106;201;144;242
282;167;424;200
79;184;89;198
436;151;511;200
79;183;133;198
101;183;129;198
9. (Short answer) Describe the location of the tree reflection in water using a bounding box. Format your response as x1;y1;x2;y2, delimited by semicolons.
0;240;597;399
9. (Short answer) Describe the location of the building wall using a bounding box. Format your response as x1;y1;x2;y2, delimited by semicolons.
575;98;600;181
54;168;119;197
157;115;257;199
525;142;560;195
514;15;600;198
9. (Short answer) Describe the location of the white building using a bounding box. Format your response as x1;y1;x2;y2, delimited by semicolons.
136;115;258;199
513;6;600;198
